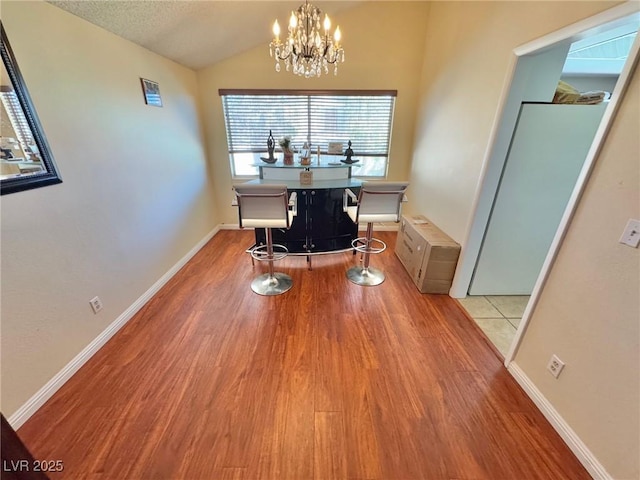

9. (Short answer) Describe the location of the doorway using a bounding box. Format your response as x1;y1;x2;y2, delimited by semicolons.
452;5;640;358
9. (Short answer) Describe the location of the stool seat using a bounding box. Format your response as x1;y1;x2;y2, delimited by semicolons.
239;211;295;229
344;181;409;286
345;206;401;225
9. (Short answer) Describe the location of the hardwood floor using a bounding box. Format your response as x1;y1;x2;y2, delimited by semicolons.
17;230;589;480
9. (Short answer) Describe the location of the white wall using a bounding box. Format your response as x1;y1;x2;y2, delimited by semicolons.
0;1;218;416
514;62;639;480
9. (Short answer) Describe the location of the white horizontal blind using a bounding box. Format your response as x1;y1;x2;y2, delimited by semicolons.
222;95;310;153
309;96;394;157
221;91;396;177
0;92;34;146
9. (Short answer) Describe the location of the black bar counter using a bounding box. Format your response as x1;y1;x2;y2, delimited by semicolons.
244;164;362;255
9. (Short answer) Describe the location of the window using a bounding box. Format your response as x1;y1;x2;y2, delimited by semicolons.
220;89;396;177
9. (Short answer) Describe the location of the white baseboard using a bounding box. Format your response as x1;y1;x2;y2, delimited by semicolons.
8;225;221;429
508;362;611;480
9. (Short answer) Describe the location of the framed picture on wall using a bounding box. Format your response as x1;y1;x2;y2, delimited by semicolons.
140;78;162;107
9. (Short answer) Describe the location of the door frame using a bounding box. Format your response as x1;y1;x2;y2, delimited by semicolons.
447;2;640;365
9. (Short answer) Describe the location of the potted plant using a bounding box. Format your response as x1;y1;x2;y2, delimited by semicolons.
279;136;294;165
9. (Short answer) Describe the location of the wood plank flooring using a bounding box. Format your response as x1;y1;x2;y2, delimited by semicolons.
17;230;590;480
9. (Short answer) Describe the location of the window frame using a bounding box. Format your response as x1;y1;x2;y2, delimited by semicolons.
219;89;397;179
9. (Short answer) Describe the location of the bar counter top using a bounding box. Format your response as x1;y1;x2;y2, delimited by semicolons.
245;177;363;190
252;158;359;170
247;161;362;189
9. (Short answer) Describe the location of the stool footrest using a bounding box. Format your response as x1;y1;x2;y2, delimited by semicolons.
351;237;387;255
251;243;288;262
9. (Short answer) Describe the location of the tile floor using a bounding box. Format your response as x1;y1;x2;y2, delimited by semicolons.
457;295;530;357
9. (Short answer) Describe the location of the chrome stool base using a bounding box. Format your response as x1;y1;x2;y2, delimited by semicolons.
251;272;293;296
347;266;385;286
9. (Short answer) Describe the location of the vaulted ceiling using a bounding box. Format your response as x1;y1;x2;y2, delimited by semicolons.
46;1;360;70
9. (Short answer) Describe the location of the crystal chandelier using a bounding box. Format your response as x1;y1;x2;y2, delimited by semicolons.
269;1;345;78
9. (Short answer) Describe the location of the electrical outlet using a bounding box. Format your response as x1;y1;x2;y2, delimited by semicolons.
619;219;640;248
89;296;103;314
546;354;565;379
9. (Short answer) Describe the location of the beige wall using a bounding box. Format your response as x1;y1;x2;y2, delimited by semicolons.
515;62;639;480
410;1;618;243
197;1;429;225
409;1;637;477
0;1;218;415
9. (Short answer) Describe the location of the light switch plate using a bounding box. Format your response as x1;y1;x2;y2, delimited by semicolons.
619;219;640;248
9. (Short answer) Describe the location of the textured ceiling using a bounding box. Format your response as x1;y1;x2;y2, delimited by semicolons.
46;1;359;70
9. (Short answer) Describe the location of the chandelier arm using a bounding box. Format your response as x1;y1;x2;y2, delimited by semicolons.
303;45;316;60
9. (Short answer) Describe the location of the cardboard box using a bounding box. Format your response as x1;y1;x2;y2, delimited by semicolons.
395;215;460;294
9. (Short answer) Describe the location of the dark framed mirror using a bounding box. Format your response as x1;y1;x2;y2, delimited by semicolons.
1;21;61;195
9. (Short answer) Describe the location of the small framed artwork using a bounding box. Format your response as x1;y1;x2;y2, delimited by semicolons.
328;142;344;154
140;78;162;107
299;170;313;185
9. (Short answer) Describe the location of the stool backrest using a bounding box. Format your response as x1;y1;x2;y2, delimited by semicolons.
357;181;409;224
233;184;291;229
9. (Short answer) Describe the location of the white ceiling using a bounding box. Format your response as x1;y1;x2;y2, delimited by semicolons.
46;1;359;70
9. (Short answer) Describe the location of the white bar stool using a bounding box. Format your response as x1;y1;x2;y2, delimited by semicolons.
344;182;409;286
233;184;298;296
